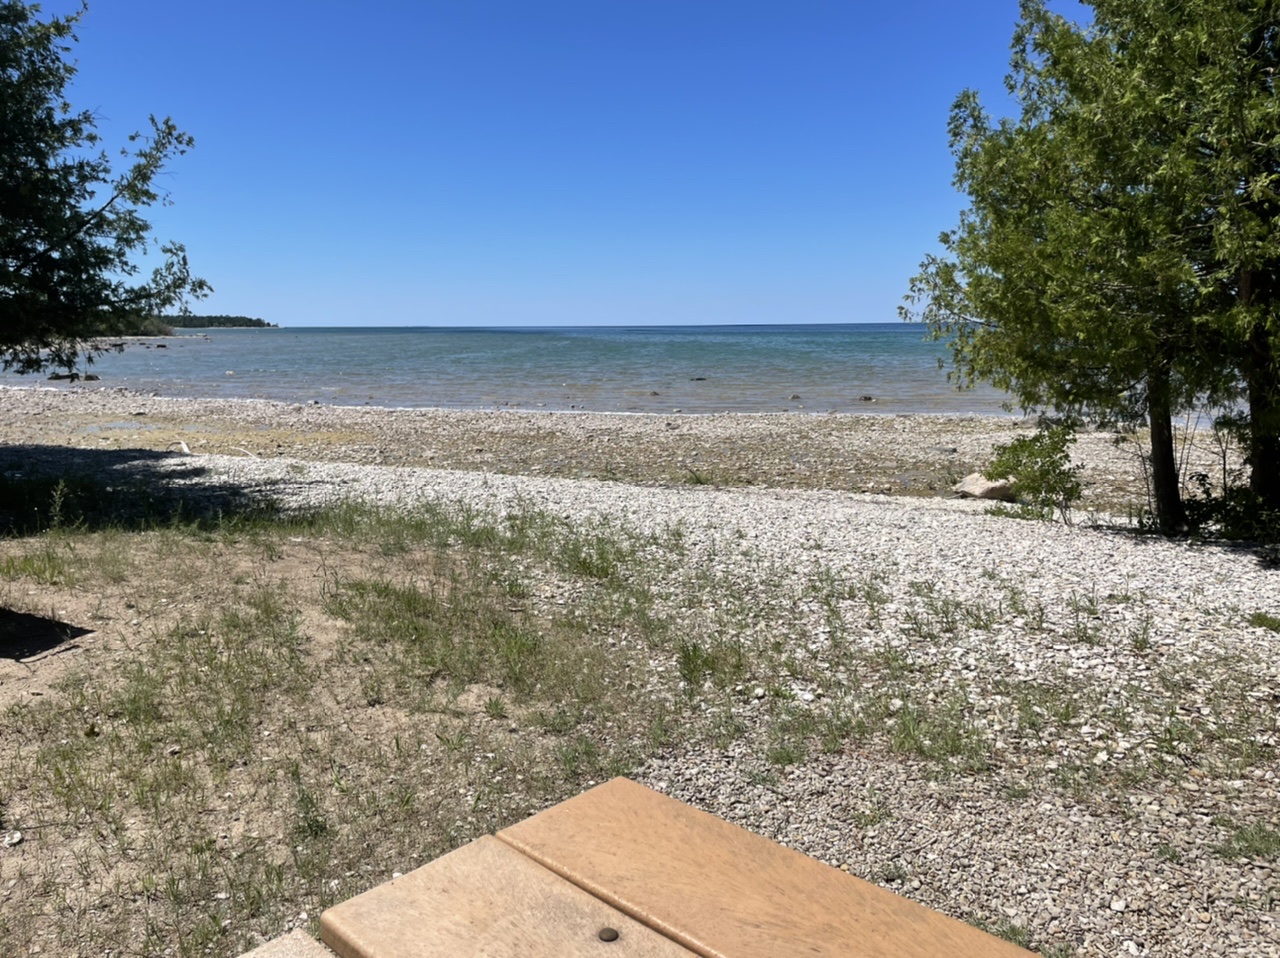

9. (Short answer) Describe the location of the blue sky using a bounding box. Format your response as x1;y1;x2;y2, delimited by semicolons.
60;1;1036;327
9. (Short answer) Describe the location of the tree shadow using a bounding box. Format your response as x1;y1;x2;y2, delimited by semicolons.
0;444;332;662
0;443;299;536
0;608;94;661
1084;516;1277;569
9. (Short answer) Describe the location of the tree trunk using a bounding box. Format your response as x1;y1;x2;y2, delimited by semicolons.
1147;361;1188;533
1245;319;1280;511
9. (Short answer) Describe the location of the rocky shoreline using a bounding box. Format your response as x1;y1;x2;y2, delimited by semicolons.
1;385;1276;956
0;384;1238;512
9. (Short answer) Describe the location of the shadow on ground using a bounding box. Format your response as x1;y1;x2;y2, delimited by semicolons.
0;608;94;661
1086;516;1279;570
0;443;295;537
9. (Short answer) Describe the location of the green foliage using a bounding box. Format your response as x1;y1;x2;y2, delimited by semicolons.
987;426;1083;523
555;530;633;581
0;475;92;534
168;315;276;329
902;0;1280;525
991;920;1030;949
675;637;747;692
289;763;330;841
1217;822;1280;861
0;1;209;374
324;577;537;692
1184;475;1280;543
1247;612;1280;634
121;315;174;336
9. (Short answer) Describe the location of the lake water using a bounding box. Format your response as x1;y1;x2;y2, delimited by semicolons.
7;324;1013;415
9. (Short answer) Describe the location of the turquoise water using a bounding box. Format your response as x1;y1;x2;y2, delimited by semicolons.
9;324;1012;415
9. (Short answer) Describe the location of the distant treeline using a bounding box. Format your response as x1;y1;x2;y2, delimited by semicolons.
169;315;277;329
116;315;175;336
107;314;276;336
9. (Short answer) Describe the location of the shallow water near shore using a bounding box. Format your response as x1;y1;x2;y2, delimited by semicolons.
8;323;1013;415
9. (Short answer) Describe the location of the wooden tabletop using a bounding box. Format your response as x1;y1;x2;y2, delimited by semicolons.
499;777;1033;958
308;777;1033;958
321;834;695;958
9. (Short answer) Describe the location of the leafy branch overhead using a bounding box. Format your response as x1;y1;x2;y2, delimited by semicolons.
0;0;209;374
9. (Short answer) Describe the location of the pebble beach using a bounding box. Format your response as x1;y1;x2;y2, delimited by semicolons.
0;383;1222;508
2;385;1278;956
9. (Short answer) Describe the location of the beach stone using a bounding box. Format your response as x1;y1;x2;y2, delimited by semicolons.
952;472;1016;501
3;386;1279;957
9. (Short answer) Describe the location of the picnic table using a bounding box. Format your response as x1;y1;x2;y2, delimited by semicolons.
245;777;1033;958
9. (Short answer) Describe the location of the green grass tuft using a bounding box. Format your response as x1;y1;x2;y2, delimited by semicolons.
1247;611;1280;633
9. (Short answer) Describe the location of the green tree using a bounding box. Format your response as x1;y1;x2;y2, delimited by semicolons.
0;1;208;374
903;0;1280;530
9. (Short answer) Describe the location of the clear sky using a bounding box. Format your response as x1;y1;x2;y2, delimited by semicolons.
57;1;1039;327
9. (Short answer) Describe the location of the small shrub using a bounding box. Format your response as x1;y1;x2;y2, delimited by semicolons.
993;920;1030;948
879;862;909;884
0;476;93;535
1155;843;1182;863
1184;475;1280;543
676;637;746;691
556;530;631;580
987;425;1083;524
1039;944;1076;958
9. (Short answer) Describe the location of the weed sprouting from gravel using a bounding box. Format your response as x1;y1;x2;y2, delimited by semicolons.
1248;610;1280;633
1217;822;1280;861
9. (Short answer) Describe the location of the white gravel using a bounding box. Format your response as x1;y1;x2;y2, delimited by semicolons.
132;449;1280;958
2;384;1276;957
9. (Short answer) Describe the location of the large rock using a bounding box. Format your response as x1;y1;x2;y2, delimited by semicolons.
953;472;1016;502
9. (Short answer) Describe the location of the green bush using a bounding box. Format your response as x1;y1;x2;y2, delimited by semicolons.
1184;474;1280;543
987;425;1083;523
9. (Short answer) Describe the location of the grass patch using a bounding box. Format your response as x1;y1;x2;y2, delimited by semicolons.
887;697;990;772
969;917;1031;949
1247;611;1280;633
0;495;712;956
1218;822;1280;861
1;469;1275;955
0;539;73;584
